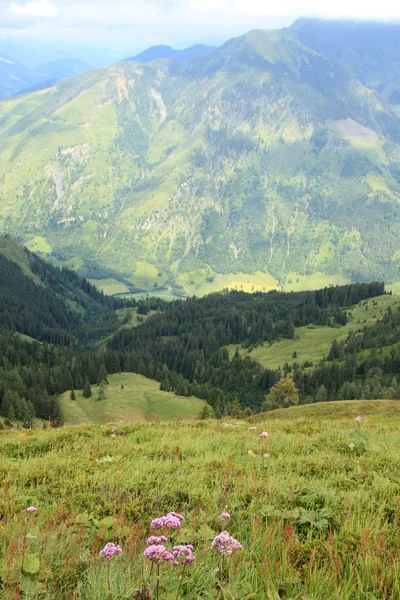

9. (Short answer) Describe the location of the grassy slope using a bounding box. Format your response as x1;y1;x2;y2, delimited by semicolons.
1;400;400;598
253;398;400;420
59;373;205;424
231;294;400;369
0;236;41;283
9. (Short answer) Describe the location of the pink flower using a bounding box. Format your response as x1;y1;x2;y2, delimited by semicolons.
171;544;196;566
248;427;257;431
99;542;122;560
23;506;37;513
355;416;362;423
211;531;243;556
143;545;174;564
259;432;269;438
146;535;168;546
220;512;231;521
150;512;184;530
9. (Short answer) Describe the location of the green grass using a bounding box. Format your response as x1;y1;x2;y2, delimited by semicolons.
284;272;349;292
1;399;400;598
59;373;206;424
193;271;280;296
230;294;400;369
90;278;130;295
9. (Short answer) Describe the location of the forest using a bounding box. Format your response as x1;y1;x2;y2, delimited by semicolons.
0;246;387;425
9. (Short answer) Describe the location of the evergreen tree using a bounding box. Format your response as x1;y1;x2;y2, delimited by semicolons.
83;378;92;399
70;389;76;401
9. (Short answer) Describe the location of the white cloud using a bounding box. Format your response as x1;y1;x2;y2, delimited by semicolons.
189;0;400;20
10;0;58;17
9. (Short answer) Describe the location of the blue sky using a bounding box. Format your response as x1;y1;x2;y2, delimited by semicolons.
1;0;400;57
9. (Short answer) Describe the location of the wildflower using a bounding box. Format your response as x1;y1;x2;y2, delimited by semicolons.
211;531;243;555
99;542;122;560
133;587;152;600
150;512;184;530
171;544;195;565
259;432;269;438
143;545;174;564
220;512;231;521
23;506;37;513
355;416;362;423
248;427;257;431
146;535;168;546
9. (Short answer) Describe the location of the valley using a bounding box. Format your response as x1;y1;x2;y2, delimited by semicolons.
1;21;400;295
2;15;400;599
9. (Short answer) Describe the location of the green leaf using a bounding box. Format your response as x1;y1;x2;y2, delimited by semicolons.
75;512;90;525
23;553;40;574
195;523;215;540
100;516;115;529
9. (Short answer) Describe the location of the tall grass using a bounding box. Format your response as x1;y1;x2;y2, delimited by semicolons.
1;401;400;598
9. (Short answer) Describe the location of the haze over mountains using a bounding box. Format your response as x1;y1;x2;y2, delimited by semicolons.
1;18;400;296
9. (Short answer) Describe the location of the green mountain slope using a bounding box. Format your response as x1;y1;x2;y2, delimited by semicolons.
1;28;400;293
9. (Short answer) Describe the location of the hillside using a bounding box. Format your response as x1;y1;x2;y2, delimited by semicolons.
1;401;400;598
59;372;205;424
1;25;400;295
231;293;400;369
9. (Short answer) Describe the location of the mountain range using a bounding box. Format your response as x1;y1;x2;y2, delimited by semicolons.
1;19;400;296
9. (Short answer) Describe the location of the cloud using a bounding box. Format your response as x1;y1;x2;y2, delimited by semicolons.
1;0;400;55
10;0;58;17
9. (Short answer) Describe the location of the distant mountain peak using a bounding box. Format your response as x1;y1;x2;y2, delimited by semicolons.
125;43;214;63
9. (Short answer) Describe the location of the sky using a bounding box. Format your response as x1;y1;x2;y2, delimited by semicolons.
1;0;400;61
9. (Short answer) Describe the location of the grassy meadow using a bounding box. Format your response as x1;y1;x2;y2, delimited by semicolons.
59;373;205;425
1;400;400;599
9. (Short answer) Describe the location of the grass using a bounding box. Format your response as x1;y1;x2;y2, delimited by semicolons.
230;294;400;369
90;279;130;296
284;272;349;292
1;400;400;598
59;373;205;424
193;271;279;296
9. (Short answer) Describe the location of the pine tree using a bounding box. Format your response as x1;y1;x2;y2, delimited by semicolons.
70;389;76;401
97;383;106;402
83;378;92;399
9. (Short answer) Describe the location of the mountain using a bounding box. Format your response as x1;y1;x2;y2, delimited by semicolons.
0;41;92;98
0;52;34;96
290;18;400;105
1;25;400;295
128;44;214;63
0;235;127;346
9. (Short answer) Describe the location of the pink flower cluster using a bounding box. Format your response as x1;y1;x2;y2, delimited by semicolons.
171;544;196;567
146;535;168;545
23;506;37;513
150;512;185;530
355;416;362;423
248;427;257;431
259;431;269;438
220;512;231;521
211;531;243;556
143;544;174;564
99;542;122;560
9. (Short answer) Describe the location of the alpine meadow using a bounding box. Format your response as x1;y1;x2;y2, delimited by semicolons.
1;11;400;600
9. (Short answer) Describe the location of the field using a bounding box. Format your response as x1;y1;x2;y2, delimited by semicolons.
59;373;206;424
0;400;400;599
230;294;400;369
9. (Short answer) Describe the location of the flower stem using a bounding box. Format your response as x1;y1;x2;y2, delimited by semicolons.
20;518;28;577
175;566;186;599
107;560;113;599
156;564;160;600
